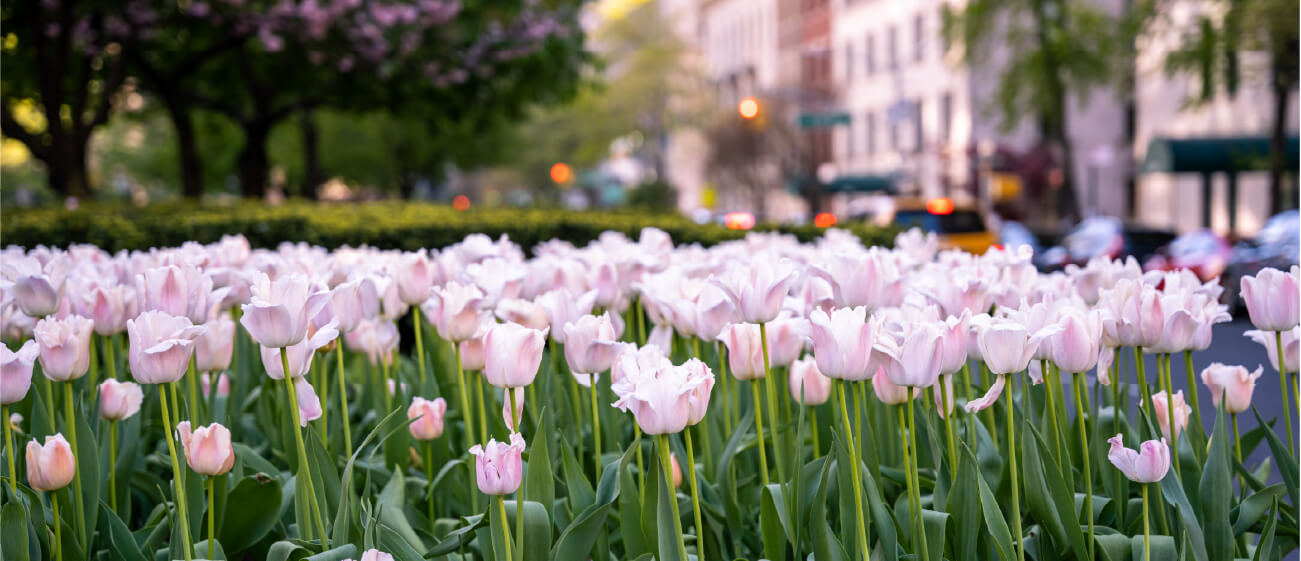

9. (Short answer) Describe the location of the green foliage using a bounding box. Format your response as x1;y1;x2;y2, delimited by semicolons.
0;201;898;252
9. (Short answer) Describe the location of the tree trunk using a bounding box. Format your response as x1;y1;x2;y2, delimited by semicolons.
238;123;271;199
164;97;204;200
1268;38;1296;215
300;108;323;200
46;145;91;199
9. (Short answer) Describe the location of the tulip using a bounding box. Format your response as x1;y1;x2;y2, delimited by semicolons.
194;315;236;373
1047;308;1104;374
1098;278;1164;349
200;372;230;397
423;281;488;342
465;258;525;308
880;321;946;388
175;421;235;476
136;265;228;325
1240;266;1300;331
647;324;674;353
396;251;436;305
469;432;526;495
872;368;918;405
1200;362;1263;414
810;249;904;310
260;322;339;379
294;377;323;427
482;322;548;388
1107;434;1170;483
670;452;683;488
764;315;810;368
345;319;400;367
408;396;448;440
789;356;832;405
976;317;1052;375
1245;327;1299;374
26;433;75;491
1;340;39;404
81;283;135;335
694;282;740;341
964;374;1005;413
347;550;395;561
239;272;331;349
680;358;716;426
98;379;143;420
808;307;881;381
1147;390;1191;442
564;313;621;382
387;379;408;396
460;333;487;372
34;315;94;381
938;311;970;374
933;374;957;418
535;288;598;342
323;277;380;333
712;260;798;323
3;254;68;317
495;298;551;331
612;358;711;435
720;323;765;380
611;344;673;387
502;387;525;430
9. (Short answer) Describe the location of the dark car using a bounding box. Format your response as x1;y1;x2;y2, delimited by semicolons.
1142;228;1234;282
1039;217;1177;271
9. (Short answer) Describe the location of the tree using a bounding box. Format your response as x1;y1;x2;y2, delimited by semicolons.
1163;0;1299;213
942;0;1130;223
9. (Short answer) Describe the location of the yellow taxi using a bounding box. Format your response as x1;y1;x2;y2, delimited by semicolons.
876;197;998;254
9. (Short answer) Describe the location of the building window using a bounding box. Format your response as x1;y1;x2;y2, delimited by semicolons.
846;123;855;157
865;111;876;155
845;42;854;82
887;25;898;70
865;33;875;75
913;14;925;62
890;117;900;152
939;92;952;144
913;99;924;153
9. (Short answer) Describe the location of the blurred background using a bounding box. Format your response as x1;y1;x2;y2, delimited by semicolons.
1;0;1298;266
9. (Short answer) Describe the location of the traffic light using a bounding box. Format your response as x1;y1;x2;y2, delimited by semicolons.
550;162;572;184
738;97;760;119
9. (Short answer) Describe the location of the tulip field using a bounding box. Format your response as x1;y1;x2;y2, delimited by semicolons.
1;227;1299;561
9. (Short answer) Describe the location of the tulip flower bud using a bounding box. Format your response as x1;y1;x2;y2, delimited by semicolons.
881;321;946;388
260;321;338;379
200;372;231;397
808;307;879;381
459;331;488;372
127;311;204;385
872;368;917;405
26;433;76;491
396;251;436;305
711;260;798;323
469;432;526;495
564;313;621;383
98;379;143;421
1200;362;1263;414
1245;327;1299;374
1;340;39;405
423;281;487;342
1107;434;1170;483
239;272;331;349
670;453;683;488
408;396;448;440
176;421;235;476
194;315;236;373
347;550;395;561
1240;266;1300;332
536;288;598;343
1048;308;1104;374
295;377;323;426
720;323;765;380
482;322;548;389
34;314;94;382
1147;390;1191;442
789;356;832;405
502;387;524;430
612;357;713;435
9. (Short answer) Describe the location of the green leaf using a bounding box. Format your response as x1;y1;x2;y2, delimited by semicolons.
74;408;101;546
1021;422;1088;560
760;484;789;561
920;509;950;561
1251;407;1298;507
1250;497;1278;561
377;469;426;551
489;498;511;561
1130;534;1177;561
97;501;146;561
1094;533;1131;561
1232;484;1285;535
559;440;594;515
948;443;982;557
975;453;1015;561
219;475;284;555
306;544;360;561
1;501;31;561
655;445;686;561
550;438;631;561
526;408;555;524
808;456;848;561
377;521;428;561
505;501;551;561
1201;402;1233;561
1158;467;1208;561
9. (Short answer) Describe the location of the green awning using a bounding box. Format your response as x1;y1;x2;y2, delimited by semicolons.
1141;136;1299;174
822;174;895;193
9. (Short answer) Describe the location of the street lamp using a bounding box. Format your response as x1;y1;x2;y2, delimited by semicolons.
738;97;760;120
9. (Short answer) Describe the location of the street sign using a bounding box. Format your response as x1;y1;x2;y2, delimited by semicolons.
797;112;851;129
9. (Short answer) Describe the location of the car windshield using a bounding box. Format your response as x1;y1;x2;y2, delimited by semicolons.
891;210;985;234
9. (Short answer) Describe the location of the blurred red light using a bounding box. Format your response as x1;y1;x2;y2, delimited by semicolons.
550;163;571;183
926;197;955;215
453;195;471;211
814;212;837;228
724;212;755;230
738;97;760;119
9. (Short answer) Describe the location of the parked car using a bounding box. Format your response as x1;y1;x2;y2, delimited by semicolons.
880;197;998;254
1142;228;1234;282
1223;210;1300;313
1039;217;1177;270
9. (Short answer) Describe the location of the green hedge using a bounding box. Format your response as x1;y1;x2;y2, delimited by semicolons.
1;201;898;252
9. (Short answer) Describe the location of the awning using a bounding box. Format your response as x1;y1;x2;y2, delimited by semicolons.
822;174;895;193
1141;136;1299;174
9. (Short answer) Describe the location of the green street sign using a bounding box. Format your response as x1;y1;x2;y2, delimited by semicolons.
797;112;851;129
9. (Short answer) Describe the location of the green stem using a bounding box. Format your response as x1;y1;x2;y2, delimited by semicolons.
940;375;958;480
1043;361;1065;472
104;333;117;381
1134;347;1154;437
3;404;15;496
187;354;201;423
750;381;771;486
425;441;435;534
852;381;864;475
810;408;821;456
51;491;63;561
497;496;514;561
62;382;85;546
659;434;689;561
454;346;479;513
635;425;646;502
87;335;99;392
1159;354;1181;481
1276;330;1295;455
1004;375;1024;561
1072;372;1095;561
1142;484;1151;561
838;381;870;561
1111;352;1124;533
413;307;427;385
207;476;216;561
1182;351;1204;459
1233;414;1244;495
589;376;602;480
635;298;646;345
685;428;705;561
474;372;488;443
109;420;118;512
717;342;734;436
315;356;328;446
42;376;56;429
337;346;353;456
903;400;929;561
508;388;525;556
961;363;977;452
759;322;787;485
159;384;194;561
281;351;330;549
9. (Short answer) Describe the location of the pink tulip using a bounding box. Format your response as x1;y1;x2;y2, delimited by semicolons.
764;316;810;368
482;322;548;388
396;251;436;305
680;358;715;426
345;319;400;367
976;317;1052;375
807;307;879;381
880;321;946;388
387;379;408;397
1098;278;1164;348
964;375;1006;413
260;322;339;379
26;433;75;491
670;453;683;488
200;372;230;397
469;432;526;495
611;344;672;387
1245;327;1299;374
175;421;235;476
502;387;524;430
536;288;598;342
495;298;550;331
322;277;379;333
294;377;323;426
612;357;711;435
1147;390;1191;441
647;324;674;353
408;396;448;440
98;379;143;421
194;315;236;373
1240;266;1300;331
933;374;957;418
789;356;832;405
872;367;918;405
712;260;798;323
1;340;39;404
1200;362;1263;414
81;283;135;335
348;550;395;561
34;314;95;381
564;313;621;380
136;265;228;325
938;311;970;374
465;258;526;308
694;282;740;342
239;272;331;349
459;330;488;371
1107;434;1170;483
720;323;765;380
127;311;203;384
3;255;67;317
810;250;904;310
423;281;487;342
1048;307;1104;374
